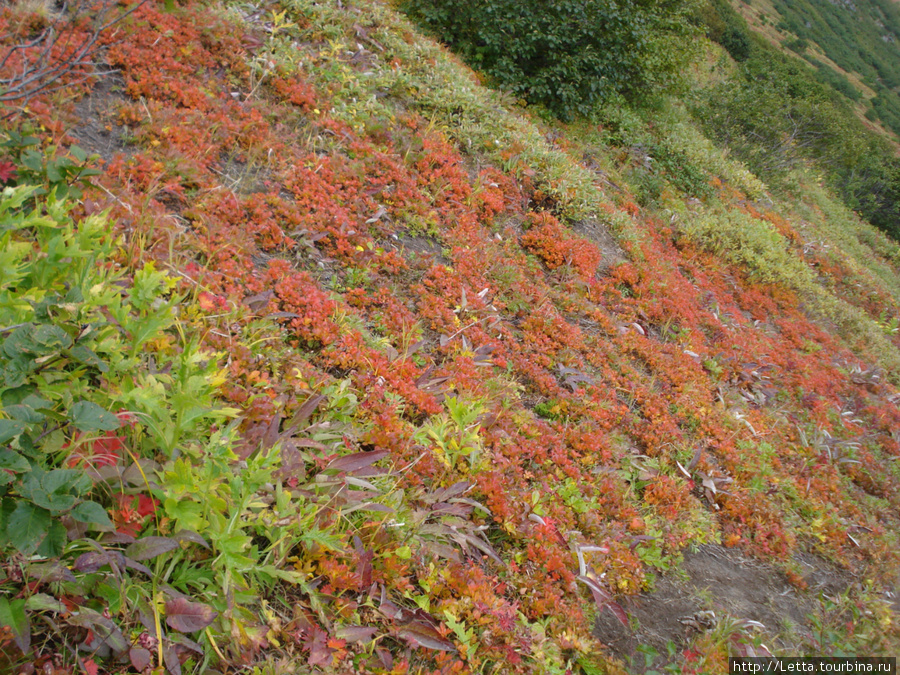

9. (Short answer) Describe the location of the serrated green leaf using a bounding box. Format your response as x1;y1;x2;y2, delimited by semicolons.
0;418;27;443
300;528;343;552
20;395;50;411
1;386;37;407
45;161;61;183
70;500;112;528
3;326;37;358
28;469;80;511
68;344;109;372
0;449;30;473
0;499;14;546
0;596;30;654
35;520;65;558
4;403;44;424
32;324;72;351
41;469;80;494
21;149;43;172
7;502;51;555
2;362;29;388
70;401;120;432
70;146;87;163
29;488;75;512
16;469;42;502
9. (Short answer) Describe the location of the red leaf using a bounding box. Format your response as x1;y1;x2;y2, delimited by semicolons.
129;647;151;671
307;630;332;667
164;598;218;633
81;658;99;675
0;161;17;183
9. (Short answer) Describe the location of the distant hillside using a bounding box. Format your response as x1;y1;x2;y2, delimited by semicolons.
731;0;900;138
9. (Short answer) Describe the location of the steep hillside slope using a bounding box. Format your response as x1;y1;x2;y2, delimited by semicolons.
1;0;900;673
729;0;900;137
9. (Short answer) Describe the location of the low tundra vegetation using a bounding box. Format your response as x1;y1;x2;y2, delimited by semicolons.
1;0;899;673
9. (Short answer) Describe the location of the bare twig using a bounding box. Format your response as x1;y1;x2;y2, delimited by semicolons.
0;0;146;117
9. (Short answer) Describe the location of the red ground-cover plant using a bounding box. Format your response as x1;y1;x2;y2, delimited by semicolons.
7;0;899;669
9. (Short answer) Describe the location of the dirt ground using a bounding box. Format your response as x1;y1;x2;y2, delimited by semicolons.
593;544;856;671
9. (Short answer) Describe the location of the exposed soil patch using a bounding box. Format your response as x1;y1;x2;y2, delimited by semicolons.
572;216;627;275
66;71;131;161
216;152;273;195
392;232;450;267
594;544;854;671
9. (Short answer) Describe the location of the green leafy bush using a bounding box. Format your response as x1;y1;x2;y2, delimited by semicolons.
697;0;754;61
0;178;229;557
0;184;130;556
399;0;701;120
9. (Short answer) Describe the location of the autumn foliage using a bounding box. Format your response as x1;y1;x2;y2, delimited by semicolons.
1;0;900;672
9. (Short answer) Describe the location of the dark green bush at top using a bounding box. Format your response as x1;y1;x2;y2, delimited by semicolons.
399;0;701;120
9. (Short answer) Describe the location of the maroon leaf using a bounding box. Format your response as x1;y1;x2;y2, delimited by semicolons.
327;450;389;473
294;437;329;451
430;502;472;517
168;632;203;653
577;575;629;629
122;557;153;576
74;551;124;573
69;609;128;654
243;290;275;311
134;598;158;635
162;642;181;675
688;445;702;471
307;629;332;667
379;587;407;622
627;535;656;551
259;412;284;450
376;647;393;669
125;536;179;561
355;502;394;512
603;601;630;628
97;531;136;545
24;560;76;583
354;536;374;587
403;340;425;359
165;598;218;633
420;483;469;505
335;625;377;643
397;621;456;652
287;394;326;430
452;531;503;565
171;530;210;550
421;540;461;562
129;647;151;671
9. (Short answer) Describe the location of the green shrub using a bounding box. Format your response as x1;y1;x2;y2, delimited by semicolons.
398;0;701;120
698;0;755;61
